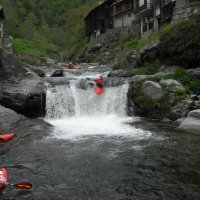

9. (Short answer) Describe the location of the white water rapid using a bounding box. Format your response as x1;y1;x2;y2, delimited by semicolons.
45;75;152;140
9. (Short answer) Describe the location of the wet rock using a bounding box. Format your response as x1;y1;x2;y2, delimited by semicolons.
108;70;135;78
170;101;191;120
0;105;22;131
173;118;185;125
141;81;163;100
0;78;46;118
178;117;200;134
188;109;200;119
160;79;185;92
0;105;52;140
51;69;64;77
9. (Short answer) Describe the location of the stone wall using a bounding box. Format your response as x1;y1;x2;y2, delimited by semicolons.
90;25;140;45
173;2;200;20
0;36;13;54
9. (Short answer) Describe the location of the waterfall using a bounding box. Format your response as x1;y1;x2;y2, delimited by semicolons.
45;77;151;140
46;80;129;119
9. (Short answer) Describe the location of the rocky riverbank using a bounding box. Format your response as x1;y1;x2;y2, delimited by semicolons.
0;45;200;134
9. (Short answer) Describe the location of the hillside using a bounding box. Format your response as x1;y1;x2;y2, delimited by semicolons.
0;0;98;62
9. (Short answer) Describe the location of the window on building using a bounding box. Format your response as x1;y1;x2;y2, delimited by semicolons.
139;0;145;7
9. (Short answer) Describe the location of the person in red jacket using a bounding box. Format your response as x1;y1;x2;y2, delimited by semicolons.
94;75;104;88
86;75;105;88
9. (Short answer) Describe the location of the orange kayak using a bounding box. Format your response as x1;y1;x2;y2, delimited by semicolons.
0;133;15;143
94;82;104;95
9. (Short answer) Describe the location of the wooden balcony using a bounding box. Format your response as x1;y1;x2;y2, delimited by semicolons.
134;0;153;16
112;0;133;17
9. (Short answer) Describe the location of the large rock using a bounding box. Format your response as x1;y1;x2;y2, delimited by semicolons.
187;68;200;78
140;41;162;64
0;49;24;78
141;81;163;99
188;109;200;119
0;105;22;131
178;109;200;134
0;105;52;139
126;50;139;67
160;79;185;92
0;78;46;118
51;69;64;77
108;70;135;78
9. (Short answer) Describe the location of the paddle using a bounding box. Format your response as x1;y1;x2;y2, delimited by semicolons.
9;182;32;190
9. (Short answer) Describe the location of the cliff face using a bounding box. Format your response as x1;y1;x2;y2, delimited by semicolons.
0;49;21;78
0;49;46;118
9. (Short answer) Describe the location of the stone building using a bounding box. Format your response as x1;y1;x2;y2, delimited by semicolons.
0;7;5;38
85;0;200;41
112;0;135;28
173;0;200;19
85;0;114;40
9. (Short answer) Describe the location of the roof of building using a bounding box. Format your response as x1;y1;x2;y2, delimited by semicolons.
85;0;114;20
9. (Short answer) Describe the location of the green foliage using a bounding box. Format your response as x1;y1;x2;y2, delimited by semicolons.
159;15;200;67
12;39;45;57
134;60;161;75
173;68;200;94
0;0;98;60
174;89;187;101
135;94;171;116
123;31;159;50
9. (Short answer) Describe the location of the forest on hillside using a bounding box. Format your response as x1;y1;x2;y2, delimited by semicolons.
0;0;98;61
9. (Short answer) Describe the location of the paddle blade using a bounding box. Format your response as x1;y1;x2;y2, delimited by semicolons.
13;182;32;190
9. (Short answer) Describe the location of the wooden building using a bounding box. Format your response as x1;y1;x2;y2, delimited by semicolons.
134;0;154;36
112;0;135;28
160;0;175;25
0;7;5;38
85;0;114;39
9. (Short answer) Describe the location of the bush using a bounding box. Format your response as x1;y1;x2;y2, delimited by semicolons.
173;68;200;94
160;15;200;67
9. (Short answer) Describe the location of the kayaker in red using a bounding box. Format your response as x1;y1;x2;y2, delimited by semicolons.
94;75;104;88
0;168;8;195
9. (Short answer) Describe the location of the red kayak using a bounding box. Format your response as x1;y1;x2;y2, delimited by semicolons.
0;168;8;194
94;82;104;95
0;133;15;143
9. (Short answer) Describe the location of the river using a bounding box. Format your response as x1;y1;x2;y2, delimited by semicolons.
1;66;200;199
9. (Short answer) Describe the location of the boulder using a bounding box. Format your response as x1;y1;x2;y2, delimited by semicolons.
0;78;46;118
140;41;162;64
141;81;163;99
178;109;200;134
160;79;185;92
0;105;52;139
108;70;135;78
51;69;64;77
0;105;22;131
187;68;200;78
188;109;200;119
178;117;200;134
